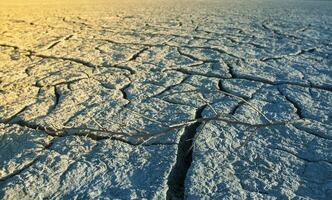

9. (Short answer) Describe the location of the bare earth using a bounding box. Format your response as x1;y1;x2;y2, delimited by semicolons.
0;0;331;199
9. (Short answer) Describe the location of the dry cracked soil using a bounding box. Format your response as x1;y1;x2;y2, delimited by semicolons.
0;0;332;199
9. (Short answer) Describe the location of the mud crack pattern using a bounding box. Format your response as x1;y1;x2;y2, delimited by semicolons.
0;0;331;199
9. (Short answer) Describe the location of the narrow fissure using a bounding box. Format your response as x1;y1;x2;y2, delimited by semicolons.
47;41;61;50
278;88;304;119
224;60;236;78
261;47;316;62
120;83;131;100
34;54;96;70
167;68;225;79
166;105;206;200
53;86;61;111
283;95;304;119
9;120;58;137
229;101;245;115
154;75;190;98
128;47;149;61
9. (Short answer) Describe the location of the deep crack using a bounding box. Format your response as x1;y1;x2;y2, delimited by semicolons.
166;105;206;200
53;86;61;111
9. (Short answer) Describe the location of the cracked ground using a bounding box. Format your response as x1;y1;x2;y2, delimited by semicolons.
0;0;332;199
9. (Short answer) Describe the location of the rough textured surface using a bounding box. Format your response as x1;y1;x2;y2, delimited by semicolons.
0;0;331;199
